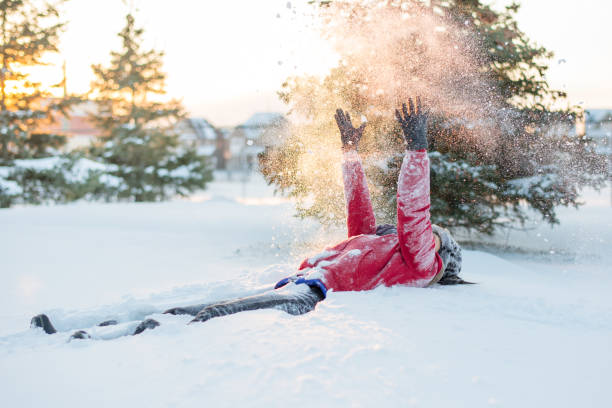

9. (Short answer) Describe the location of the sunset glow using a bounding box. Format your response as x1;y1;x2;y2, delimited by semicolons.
20;0;612;126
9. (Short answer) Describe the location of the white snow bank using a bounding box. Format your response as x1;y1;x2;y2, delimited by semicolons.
0;176;610;408
1;249;610;408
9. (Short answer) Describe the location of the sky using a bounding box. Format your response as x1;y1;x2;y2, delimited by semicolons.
496;0;612;110
33;0;612;127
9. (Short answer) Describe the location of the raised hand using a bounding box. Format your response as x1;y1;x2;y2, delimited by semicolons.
395;97;428;151
334;109;366;151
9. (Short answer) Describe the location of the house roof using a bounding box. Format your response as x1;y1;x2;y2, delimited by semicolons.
241;112;285;128
187;118;218;140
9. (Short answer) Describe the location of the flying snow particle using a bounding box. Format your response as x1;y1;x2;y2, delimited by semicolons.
558;58;567;64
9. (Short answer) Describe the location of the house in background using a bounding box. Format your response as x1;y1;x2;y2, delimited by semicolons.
42;104;288;173
174;117;230;169
42;100;100;151
227;112;288;171
176;117;217;148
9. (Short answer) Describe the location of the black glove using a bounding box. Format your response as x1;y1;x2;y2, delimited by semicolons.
334;109;366;151
395;97;428;150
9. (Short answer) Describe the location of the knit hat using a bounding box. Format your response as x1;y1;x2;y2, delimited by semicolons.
431;224;470;285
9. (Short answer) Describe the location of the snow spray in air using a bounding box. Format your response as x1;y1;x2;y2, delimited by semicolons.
262;0;600;251
264;1;502;225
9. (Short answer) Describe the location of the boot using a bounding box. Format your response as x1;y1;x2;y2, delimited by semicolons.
30;314;57;334
133;318;160;335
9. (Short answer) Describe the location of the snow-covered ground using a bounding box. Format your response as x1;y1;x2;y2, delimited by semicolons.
1;171;611;408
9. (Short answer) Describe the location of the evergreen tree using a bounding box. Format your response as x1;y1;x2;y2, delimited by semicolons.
0;0;94;208
260;0;606;234
89;14;211;202
0;0;72;162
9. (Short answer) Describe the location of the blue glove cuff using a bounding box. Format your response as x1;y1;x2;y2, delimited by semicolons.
274;276;328;299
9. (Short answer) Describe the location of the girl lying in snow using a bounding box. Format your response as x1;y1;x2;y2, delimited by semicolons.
31;97;470;340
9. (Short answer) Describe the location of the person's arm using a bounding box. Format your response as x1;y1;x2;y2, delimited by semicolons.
394;98;441;281
335;109;376;237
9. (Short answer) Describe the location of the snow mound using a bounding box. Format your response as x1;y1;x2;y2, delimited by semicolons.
0;176;610;407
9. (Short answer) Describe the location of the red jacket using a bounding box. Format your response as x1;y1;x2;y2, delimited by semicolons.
298;150;443;291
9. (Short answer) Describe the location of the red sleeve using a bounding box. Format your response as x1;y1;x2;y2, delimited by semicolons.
342;150;376;237
396;150;440;280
